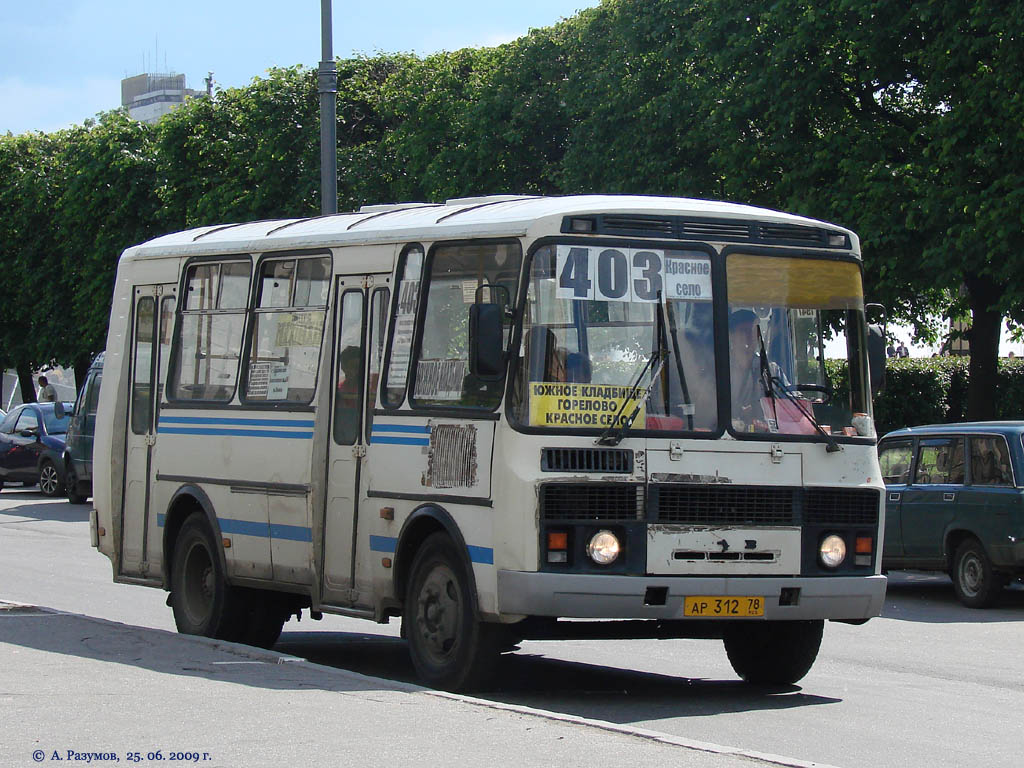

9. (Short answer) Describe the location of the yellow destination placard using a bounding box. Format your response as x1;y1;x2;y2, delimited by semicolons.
529;382;646;428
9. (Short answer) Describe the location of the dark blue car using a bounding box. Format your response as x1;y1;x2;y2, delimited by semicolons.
0;402;73;497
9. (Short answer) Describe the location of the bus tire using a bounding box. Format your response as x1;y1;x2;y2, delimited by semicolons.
404;532;499;692
238;589;290;649
724;620;823;685
170;513;244;641
952;538;1001;608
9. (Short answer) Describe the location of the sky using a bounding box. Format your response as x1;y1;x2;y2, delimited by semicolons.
1;0;600;135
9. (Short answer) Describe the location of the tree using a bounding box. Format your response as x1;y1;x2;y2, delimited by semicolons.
56;111;165;380
0;131;66;400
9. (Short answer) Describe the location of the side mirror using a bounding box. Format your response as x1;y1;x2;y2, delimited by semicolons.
469;303;505;379
20;427;39;439
867;323;886;394
865;303;887;395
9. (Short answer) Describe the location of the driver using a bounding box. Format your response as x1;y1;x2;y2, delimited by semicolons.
729;309;788;432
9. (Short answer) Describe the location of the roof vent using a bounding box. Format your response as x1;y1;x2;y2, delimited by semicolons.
357;202;438;213
444;195;536;206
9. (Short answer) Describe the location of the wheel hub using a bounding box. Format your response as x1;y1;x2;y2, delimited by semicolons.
417;565;460;660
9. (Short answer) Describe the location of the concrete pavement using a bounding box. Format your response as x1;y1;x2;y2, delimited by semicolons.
0;601;832;768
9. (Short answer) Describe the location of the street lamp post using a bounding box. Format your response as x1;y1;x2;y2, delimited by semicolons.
318;0;338;215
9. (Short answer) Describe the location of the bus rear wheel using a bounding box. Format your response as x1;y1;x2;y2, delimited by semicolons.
237;589;291;649
170;513;244;641
724;620;823;685
404;533;499;692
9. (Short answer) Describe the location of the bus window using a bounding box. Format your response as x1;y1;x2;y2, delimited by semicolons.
131;296;155;435
171;260;251;401
244;256;330;404
333;290;365;445
383;245;424;407
412;241;522;409
365;287;389;442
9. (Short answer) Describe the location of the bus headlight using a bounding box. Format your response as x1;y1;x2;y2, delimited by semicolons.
587;530;621;565
819;535;847;568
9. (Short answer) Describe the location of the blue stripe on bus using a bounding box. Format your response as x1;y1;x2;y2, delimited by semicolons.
371;424;431;434
155;513;311;542
369;535;493;565
369;435;430;446
160;416;316;428
369;535;397;553
466;545;494;565
157;427;313;439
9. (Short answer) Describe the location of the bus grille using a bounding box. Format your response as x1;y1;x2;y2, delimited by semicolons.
540;483;644;521
541;447;633;474
655;486;797;525
804;488;880;525
539;484;880;526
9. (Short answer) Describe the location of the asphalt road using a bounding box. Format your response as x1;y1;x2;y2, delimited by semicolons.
2;489;1022;767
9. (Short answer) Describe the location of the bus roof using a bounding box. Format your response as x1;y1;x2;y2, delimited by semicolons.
123;194;860;261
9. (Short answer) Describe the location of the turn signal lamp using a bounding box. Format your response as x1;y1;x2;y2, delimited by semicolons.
547;531;568;563
855;535;873;567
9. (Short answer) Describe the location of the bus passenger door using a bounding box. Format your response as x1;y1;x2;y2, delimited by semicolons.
120;285;176;577
322;275;389;605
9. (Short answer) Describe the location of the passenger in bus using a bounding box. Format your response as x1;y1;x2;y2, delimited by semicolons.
337;346;362;394
729;309;782;432
565;352;592;383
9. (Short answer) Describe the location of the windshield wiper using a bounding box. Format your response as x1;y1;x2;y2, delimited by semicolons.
756;326;842;453
596;295;668;446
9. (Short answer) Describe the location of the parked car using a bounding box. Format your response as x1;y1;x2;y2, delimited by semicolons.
0;402;73;497
877;422;1024;607
63;352;103;504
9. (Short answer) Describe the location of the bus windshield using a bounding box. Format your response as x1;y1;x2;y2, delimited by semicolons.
726;253;873;438
510;244;719;433
508;244;874;440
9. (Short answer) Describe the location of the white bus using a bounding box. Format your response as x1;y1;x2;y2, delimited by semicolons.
92;194;887;691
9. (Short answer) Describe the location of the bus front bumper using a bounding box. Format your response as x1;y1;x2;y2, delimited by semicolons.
497;571;887;622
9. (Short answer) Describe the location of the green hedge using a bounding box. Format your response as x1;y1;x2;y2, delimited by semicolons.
825;358;1024;436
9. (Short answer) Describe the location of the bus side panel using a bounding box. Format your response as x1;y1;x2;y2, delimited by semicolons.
152;415;316;585
359;418;496;612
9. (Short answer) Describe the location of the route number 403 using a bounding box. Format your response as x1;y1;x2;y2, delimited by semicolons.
555;245;712;304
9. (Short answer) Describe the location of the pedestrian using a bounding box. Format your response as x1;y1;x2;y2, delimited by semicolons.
37;375;57;402
897;342;909;358
886;342;896;358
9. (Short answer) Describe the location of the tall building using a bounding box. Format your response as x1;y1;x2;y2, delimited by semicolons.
121;72;202;124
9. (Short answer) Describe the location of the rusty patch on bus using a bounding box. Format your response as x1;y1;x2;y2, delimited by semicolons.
423;423;478;488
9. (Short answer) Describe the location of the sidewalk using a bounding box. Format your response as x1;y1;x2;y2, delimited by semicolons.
0;601;818;768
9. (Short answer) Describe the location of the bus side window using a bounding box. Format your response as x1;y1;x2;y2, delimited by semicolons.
382;245;424;407
171;260;250;402
245;255;331;404
410;241;522;409
333;290;365;445
365;287;389;442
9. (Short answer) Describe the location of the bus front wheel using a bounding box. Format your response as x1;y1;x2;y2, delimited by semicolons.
723;620;823;685
404;533;499;692
170;513;243;641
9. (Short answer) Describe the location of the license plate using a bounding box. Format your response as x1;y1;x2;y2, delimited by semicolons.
684;596;764;617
